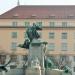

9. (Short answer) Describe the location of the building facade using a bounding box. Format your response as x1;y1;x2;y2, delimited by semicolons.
0;5;75;74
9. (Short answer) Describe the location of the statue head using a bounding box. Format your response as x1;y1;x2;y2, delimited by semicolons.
32;23;42;30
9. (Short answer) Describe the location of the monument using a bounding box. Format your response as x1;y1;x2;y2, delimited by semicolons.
18;23;72;75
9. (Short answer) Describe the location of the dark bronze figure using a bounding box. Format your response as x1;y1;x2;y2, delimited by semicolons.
18;23;42;49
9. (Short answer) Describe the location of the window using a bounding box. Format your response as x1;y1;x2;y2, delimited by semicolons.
47;43;55;51
49;22;55;27
49;16;56;19
24;32;28;38
11;42;17;50
12;21;17;26
49;32;55;39
61;33;67;39
62;22;67;27
12;32;17;38
36;22;42;27
25;22;30;27
61;43;68;51
67;15;74;19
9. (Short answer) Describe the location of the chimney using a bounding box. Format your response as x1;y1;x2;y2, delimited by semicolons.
17;0;20;6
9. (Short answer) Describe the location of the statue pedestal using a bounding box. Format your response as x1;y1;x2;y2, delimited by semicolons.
26;68;41;75
28;39;44;68
26;39;45;75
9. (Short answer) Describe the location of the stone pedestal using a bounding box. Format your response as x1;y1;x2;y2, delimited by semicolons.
27;39;45;75
26;68;41;75
28;39;44;68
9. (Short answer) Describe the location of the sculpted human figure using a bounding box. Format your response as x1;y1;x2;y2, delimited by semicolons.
18;23;42;49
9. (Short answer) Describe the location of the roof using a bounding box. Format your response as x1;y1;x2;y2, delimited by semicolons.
1;5;75;19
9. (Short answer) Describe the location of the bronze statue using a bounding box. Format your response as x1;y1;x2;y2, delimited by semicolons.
18;23;42;49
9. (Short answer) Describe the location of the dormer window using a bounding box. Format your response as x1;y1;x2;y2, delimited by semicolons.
13;13;19;18
49;15;56;19
31;14;37;18
67;15;74;19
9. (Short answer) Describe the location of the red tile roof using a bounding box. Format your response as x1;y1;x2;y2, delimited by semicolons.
0;5;75;19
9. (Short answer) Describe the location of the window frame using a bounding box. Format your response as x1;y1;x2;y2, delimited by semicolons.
11;42;17;50
61;43;68;51
12;21;18;27
61;32;67;39
62;22;67;27
36;22;42;27
49;32;55;39
12;32;17;38
47;43;55;51
24;21;30;27
49;22;55;27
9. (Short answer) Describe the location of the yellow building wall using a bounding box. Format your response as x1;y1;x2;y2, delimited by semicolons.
0;19;75;55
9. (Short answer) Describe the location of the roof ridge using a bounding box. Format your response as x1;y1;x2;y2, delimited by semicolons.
0;5;75;19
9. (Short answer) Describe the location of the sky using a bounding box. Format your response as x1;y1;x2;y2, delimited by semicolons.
0;0;75;15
